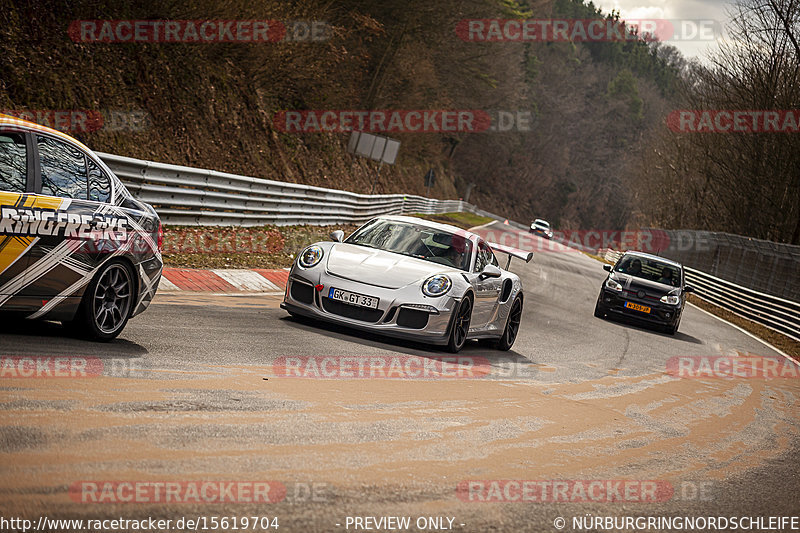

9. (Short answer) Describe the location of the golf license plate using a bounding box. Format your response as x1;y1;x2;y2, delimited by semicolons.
328;287;379;309
625;301;651;314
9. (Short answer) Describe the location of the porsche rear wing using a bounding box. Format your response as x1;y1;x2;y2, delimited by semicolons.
488;242;533;269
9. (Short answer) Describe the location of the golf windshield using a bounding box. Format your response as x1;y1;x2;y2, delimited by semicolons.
346;219;473;271
615;255;681;287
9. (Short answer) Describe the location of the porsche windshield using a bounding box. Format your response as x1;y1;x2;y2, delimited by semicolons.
614;255;682;287
345;219;473;271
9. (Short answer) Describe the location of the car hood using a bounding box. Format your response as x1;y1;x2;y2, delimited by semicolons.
325;243;458;289
613;273;678;296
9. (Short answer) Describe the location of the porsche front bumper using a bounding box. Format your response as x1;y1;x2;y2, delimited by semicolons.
281;272;460;345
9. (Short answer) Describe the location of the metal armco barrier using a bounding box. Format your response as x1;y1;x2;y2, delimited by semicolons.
685;267;800;342
603;249;799;342
645;228;800;302
99;152;514;227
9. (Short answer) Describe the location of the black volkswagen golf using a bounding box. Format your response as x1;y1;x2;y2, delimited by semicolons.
594;251;693;335
0;114;163;340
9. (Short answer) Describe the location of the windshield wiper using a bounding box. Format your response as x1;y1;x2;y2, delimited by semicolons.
396;251;427;260
349;243;426;260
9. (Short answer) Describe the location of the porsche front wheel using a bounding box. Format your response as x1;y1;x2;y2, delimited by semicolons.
446;295;473;353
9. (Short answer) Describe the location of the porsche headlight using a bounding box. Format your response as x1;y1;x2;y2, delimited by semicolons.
605;277;623;292
298;245;324;268
660;294;681;305
422;274;452;297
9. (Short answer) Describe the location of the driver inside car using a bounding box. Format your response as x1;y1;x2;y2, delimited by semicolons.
618;257;642;276
658;267;675;286
446;234;467;269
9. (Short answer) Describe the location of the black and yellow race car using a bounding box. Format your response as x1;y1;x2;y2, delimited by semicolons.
0;114;162;340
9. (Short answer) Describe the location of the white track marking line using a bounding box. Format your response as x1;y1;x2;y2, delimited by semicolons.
687;302;796;364
468;221;498;231
211;269;281;292
157;276;181;291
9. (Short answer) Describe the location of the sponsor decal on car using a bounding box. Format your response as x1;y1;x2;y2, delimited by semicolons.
0;206;128;240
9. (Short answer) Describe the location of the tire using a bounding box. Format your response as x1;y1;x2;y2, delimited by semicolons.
494;296;523;351
665;320;679;335
69;260;135;341
594;297;605;318
446;295;473;353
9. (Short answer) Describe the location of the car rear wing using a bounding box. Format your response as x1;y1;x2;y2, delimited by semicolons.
488;242;533;269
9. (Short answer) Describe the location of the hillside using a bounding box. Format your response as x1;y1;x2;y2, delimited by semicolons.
0;0;693;230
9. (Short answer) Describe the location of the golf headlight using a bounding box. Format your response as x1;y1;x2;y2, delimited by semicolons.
298;245;324;268
422;274;452;297
605;278;623;292
660;294;680;305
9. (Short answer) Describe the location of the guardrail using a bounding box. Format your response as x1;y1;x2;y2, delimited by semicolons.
644;228;800;302
603;249;799;342
99;152;522;228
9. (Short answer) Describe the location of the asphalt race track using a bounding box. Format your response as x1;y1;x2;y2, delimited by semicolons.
1;222;798;532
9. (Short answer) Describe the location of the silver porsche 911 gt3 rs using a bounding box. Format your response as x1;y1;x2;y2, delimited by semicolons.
280;215;532;352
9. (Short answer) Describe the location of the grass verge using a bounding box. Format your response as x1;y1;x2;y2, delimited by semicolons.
409;212;495;230
162;224;359;270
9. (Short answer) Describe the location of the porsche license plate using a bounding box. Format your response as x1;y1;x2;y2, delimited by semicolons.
328;287;379;309
625;301;651;314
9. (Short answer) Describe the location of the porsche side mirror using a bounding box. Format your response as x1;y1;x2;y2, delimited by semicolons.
684;285;694;293
480;264;502;279
603;264;612;272
330;230;344;242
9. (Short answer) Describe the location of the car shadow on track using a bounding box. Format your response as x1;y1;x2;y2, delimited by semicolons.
0;318;148;357
280;314;533;365
598;315;703;344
